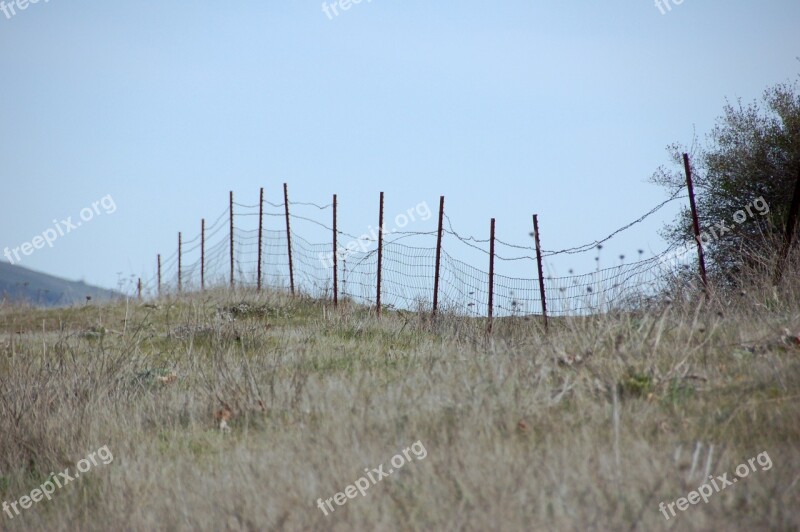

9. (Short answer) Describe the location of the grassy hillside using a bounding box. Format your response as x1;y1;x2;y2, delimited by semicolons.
0;269;798;530
0;262;121;307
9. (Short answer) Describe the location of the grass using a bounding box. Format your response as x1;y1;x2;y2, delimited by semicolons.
0;267;799;531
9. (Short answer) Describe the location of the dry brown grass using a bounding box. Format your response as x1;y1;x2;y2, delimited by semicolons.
1;264;799;531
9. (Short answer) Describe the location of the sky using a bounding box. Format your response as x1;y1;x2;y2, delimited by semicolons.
1;1;798;295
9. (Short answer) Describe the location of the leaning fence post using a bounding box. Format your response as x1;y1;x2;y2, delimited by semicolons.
775;167;800;284
157;254;162;297
258;187;264;292
177;232;182;294
377;192;384;318
488;218;495;334
432;196;445;318
683;153;708;292
333;193;338;308
201;218;205;291
532;214;549;332
229;191;235;289
284;183;295;295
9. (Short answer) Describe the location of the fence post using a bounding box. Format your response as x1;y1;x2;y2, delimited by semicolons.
377;192;384;318
258;187;264;292
201;218;205;291
284;183;295;295
137;278;142;301
532;214;549;332
683;153;708;291
488;218;495;334
157;254;162;297
432;196;445;318
775;167;800;284
177;232;182;294
333;194;338;308
229;191;235;289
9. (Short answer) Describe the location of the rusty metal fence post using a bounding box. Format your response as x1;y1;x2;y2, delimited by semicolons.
229;191;235;288
377;192;384;318
488;218;495;334
683;153;708;291
432;196;445;318
333;194;338;308
157;254;162;297
284;183;295;295
177;232;182;294
532;214;548;332
258;187;264;292
201;218;205;291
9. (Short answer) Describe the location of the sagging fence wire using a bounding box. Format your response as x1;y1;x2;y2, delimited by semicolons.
140;187;690;317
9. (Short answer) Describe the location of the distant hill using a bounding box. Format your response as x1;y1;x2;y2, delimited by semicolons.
0;261;122;307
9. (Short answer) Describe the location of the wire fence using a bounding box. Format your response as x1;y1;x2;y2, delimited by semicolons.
140;187;694;318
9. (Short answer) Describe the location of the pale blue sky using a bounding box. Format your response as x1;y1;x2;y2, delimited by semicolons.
1;1;798;292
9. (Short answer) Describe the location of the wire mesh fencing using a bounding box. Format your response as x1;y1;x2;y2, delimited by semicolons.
140;187;693;318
